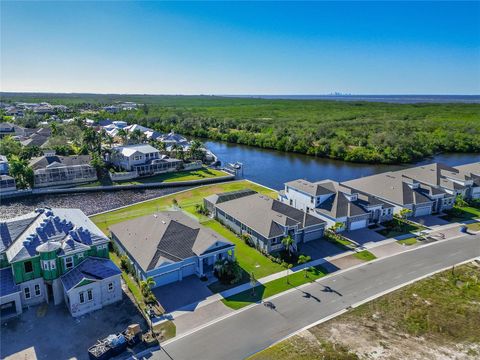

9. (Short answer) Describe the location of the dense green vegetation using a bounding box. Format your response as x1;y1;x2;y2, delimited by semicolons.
2;93;479;164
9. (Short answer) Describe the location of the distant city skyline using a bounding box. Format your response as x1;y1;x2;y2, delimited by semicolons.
1;1;479;95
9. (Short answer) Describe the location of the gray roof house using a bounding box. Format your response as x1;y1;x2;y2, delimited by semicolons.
280;179;394;231
212;192;326;254
343;172;436;217
109;211;235;287
29;154;97;188
454;162;480;200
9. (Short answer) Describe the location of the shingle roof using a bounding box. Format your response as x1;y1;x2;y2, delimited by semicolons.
343;172;432;206
29;155;92;170
285;179;335;197
0;268;20;297
215;193;325;239
109;211;233;272
61;257;121;292
455;162;480;177
204;189;257;206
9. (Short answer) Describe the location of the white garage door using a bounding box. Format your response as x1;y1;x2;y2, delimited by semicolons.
182;263;196;277
415;207;431;217
349;219;367;231
152;270;180;287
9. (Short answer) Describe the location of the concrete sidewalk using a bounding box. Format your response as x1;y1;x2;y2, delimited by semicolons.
165;218;478;335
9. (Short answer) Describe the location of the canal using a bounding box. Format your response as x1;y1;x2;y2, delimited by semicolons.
1;141;478;218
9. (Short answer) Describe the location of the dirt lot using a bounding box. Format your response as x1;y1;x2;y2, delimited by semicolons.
250;262;480;360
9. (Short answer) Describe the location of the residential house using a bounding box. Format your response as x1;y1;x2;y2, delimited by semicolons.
110;144;182;176
279;179;394;231
0;175;16;194
0;122;25;138
109;211;235;287
454;162;480;200
0;155;9;175
0;208;121;319
343;172;436;218
204;189;258;214
29;153;97;188
159;131;190;150
211;191;326;254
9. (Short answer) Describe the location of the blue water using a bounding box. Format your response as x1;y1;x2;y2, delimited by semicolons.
224;95;480;104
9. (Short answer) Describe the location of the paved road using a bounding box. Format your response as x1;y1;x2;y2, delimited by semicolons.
147;234;480;360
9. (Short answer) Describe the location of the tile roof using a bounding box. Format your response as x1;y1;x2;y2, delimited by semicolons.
61;257;121;292
215;193;325;239
109;211;233;272
0;268;20;297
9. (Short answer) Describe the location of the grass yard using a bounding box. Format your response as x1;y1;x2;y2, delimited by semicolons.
467;222;480;232
222;266;327;310
376;218;425;238
116;168;229;185
398;237;418;246
441;205;480;222
352;250;376;261
204;220;284;280
249;263;480;360
110;252;145;308
152;320;176;342
90;179;277;233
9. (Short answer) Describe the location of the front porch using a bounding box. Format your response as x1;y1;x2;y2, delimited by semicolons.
199;246;235;276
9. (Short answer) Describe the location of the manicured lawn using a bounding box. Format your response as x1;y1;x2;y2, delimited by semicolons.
377;218;425;238
352;250;376;261
152;320;176;342
398;237;418;246
116;168;229;184
441;205;480;222
467;222;480;232
203;220;284;279
90;179;277;233
222;266;327;310
110;252;145;308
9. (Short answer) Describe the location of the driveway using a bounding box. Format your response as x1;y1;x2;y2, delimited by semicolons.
299;239;345;260
152;276;213;313
343;228;386;245
0;295;146;360
411;215;450;227
369;242;407;258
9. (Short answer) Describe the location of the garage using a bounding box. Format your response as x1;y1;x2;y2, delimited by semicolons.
181;263;196;277
152;270;180;288
303;227;324;242
414;206;432;217
349;219;367;231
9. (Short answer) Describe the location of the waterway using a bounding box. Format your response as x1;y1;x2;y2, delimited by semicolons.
1;141;478;218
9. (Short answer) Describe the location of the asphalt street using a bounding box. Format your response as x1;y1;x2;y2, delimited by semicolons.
147;234;480;360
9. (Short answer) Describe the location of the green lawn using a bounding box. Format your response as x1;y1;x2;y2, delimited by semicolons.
204;220;284;280
222;266;327;310
352;250;376;261
467;222;480;232
441;205;480;222
110;252;145;308
116;168;229;185
377;218;425;238
91;179;277;233
398;237;418;246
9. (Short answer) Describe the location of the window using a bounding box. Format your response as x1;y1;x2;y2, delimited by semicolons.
50;260;56;269
77;253;84;259
64;257;73;270
87;289;93;301
24;261;33;273
108;282;114;292
79;292;85;304
310;196;314;203
24;287;31;299
34;284;41;297
41;261;49;271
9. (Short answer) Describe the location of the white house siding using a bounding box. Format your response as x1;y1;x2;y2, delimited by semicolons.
19;277;46;307
66;275;122;317
0;291;22;319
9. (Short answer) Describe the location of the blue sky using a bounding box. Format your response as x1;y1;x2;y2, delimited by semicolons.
1;1;479;94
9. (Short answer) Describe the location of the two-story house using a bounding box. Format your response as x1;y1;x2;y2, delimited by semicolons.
454;162;480;199
110;144;182;176
279;179;394;232
0;208;121;319
210;190;326;254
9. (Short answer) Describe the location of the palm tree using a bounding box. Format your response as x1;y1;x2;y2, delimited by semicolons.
249;272;257;296
298;255;312;277
331;222;344;234
117;129;128;145
140;276;156;297
281;235;294;257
